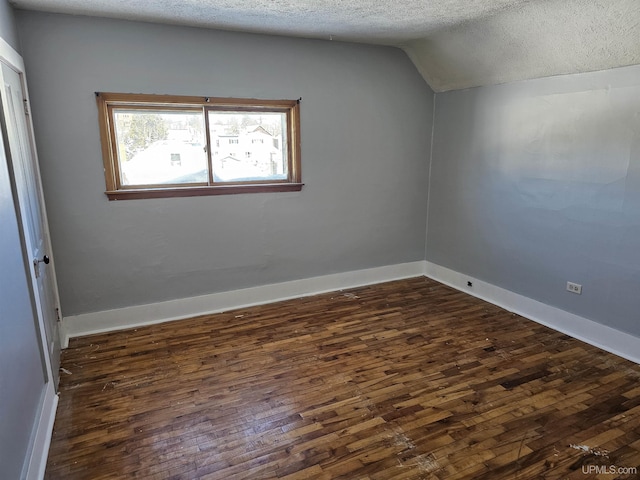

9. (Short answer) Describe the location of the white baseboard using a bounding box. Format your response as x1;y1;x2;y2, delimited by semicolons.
425;261;640;365
25;382;58;480
63;259;640;365
62;261;427;347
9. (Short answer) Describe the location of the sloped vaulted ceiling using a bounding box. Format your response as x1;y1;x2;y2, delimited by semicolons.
10;0;640;91
403;0;640;91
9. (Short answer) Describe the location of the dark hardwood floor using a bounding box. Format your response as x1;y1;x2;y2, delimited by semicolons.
45;277;640;479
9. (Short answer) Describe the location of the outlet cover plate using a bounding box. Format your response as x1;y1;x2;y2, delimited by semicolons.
567;282;582;295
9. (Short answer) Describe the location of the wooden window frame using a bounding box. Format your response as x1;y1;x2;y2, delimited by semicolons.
96;92;302;200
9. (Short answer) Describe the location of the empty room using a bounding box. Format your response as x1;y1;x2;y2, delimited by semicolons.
1;0;639;478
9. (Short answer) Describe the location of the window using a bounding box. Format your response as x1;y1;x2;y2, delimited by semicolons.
96;93;302;200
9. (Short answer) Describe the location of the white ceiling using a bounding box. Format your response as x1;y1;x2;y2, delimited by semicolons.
11;0;640;91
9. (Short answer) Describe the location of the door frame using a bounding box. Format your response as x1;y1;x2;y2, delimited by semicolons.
0;35;60;480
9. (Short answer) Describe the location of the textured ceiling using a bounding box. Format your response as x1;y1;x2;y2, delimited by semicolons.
11;0;640;91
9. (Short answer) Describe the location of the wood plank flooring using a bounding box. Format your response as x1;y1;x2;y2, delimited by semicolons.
45;277;640;479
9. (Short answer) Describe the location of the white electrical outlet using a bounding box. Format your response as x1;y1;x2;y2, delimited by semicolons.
566;282;582;295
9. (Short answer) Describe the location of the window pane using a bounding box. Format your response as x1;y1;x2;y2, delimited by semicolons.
208;111;287;182
113;110;207;186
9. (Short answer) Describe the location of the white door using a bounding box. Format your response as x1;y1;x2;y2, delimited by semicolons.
0;61;61;386
0;127;49;479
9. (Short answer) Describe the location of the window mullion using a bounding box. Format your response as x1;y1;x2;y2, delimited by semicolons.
203;107;214;186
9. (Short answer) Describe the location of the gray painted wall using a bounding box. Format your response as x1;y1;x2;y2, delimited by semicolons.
0;0;18;50
0;88;46;480
428;64;640;337
16;11;433;316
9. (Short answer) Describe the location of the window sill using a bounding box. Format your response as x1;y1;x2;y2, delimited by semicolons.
105;183;304;200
